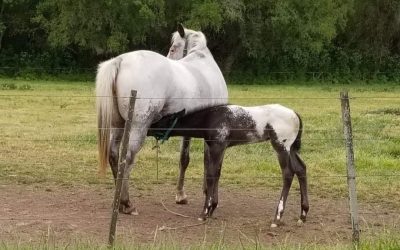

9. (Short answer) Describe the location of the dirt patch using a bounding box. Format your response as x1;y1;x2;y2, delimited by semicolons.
0;184;399;247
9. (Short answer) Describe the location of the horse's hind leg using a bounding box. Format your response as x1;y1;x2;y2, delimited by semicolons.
271;151;294;228
109;128;124;181
176;136;191;204
109;98;125;181
119;119;151;215
291;151;309;224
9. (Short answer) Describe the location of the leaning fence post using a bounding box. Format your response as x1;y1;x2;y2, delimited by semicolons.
108;90;137;246
340;91;360;243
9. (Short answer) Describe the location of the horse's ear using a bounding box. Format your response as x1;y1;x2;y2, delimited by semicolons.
177;23;185;38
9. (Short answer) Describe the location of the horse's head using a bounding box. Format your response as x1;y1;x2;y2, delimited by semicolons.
167;23;207;60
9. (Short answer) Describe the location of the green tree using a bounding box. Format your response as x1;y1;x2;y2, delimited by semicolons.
340;0;400;63
35;0;166;55
0;0;40;51
238;0;351;72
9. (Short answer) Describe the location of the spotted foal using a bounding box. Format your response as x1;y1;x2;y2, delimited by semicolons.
149;104;309;227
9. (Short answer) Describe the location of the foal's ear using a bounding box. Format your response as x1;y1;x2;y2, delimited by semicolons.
177;23;185;38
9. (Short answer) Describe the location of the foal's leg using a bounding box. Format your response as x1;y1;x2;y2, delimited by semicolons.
271;151;294;228
176;137;191;204
199;142;225;221
291;152;309;224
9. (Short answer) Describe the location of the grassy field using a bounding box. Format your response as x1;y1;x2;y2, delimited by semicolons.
0;78;399;249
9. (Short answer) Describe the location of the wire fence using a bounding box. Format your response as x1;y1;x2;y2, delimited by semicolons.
0;90;399;245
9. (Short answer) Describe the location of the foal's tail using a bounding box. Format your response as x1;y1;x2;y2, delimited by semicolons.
96;57;122;175
290;112;307;175
291;112;303;153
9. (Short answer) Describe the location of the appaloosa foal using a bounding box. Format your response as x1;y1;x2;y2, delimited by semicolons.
149;104;309;227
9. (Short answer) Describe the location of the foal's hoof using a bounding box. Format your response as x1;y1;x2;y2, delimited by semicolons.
270;220;281;228
297;216;306;226
297;219;304;226
198;210;210;221
198;215;207;221
175;192;188;205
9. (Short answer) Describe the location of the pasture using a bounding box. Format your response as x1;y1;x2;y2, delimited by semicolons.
0;78;399;249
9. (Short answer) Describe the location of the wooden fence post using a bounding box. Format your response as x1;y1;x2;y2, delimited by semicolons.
340;91;360;243
108;90;137;246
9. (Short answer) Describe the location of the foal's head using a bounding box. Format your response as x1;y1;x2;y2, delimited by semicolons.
167;23;207;60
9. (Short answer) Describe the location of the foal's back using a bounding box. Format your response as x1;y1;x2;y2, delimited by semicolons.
203;104;301;149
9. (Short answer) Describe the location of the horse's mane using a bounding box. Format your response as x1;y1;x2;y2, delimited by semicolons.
171;29;207;54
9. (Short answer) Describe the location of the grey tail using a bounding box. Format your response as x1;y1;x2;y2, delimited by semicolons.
291;112;303;152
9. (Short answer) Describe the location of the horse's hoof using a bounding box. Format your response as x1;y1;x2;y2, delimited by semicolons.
270;223;278;228
119;203;138;215
297;219;304;226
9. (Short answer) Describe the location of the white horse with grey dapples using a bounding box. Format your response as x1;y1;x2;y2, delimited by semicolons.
96;25;228;214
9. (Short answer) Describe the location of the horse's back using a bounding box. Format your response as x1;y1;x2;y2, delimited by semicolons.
167;54;228;113
114;50;175;120
113;49;228;120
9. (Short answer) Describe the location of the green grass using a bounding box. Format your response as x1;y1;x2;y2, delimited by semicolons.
0;78;399;248
1;233;399;250
1;79;399;197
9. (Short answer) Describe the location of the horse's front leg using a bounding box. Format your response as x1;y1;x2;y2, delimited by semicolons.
271;151;294;227
119;123;149;215
199;142;225;221
176;137;191;204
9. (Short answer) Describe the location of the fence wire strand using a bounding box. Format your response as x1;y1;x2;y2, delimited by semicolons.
0;91;399;238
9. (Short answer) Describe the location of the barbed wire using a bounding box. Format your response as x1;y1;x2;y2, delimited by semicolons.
1;137;398;142
1;86;399;240
2;67;400;75
1;94;400;100
0;212;398;222
0;205;398;222
1;174;400;180
0;127;396;132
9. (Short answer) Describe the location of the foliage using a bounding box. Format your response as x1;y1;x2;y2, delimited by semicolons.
34;0;166;54
1;0;400;80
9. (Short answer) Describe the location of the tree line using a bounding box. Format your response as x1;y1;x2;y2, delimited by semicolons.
1;0;400;80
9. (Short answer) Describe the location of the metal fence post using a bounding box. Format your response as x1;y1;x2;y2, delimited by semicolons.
340;91;360;243
108;90;137;246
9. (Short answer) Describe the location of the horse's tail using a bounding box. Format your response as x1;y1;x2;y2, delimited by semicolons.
291;112;303;153
96;57;122;175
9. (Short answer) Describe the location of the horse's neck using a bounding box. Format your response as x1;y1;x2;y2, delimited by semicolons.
183;47;212;62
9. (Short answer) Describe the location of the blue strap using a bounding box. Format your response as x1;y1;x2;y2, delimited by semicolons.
158;117;179;144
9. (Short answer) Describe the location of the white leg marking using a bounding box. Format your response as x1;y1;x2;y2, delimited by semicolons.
277;198;284;220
